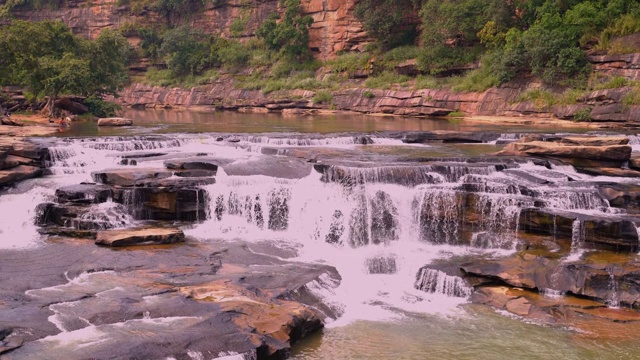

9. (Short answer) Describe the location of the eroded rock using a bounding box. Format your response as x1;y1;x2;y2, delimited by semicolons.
95;227;185;247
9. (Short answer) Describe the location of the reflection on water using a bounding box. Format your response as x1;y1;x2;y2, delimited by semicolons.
292;305;640;360
58;110;466;137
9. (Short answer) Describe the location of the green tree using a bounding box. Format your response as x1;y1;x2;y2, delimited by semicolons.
256;0;313;58
159;26;212;76
354;0;420;49
0;20;130;117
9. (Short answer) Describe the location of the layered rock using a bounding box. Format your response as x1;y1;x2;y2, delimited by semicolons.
95;227;185;246
0;139;48;189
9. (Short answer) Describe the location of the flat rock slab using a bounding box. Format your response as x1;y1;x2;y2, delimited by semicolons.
500;141;631;161
97;118;133;126
560;136;629;146
91;168;173;186
164;158;219;172
0;165;43;187
95;228;185;247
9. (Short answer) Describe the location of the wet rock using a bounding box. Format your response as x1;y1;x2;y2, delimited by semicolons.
403;131;500;144
163;158;219;172
111;186;207;221
576;167;640;178
369;190;399;244
518;208;640;252
55;184;112;204
91;168;173;186
220;157;311;179
97;117;133;126
0;165;43;187
173;169;217;177
95;228;185;247
599;184;640;211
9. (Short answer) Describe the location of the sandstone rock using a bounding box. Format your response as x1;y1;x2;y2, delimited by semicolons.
55;184;113;204
97;117;133;126
559;136;629;146
0;165;43;187
55;97;88;114
1;117;24;126
91;168;173;186
600;184;640;211
95;228;185;247
518;208;640;252
499;141;631;162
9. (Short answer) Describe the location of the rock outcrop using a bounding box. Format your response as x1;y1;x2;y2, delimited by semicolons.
95;227;185;246
0;139;48;189
97;117;133;126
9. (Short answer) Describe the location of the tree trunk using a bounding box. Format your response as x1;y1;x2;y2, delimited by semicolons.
46;95;56;118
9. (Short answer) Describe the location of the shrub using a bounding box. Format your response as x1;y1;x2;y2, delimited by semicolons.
364;71;409;89
84;96;121;117
256;0;313;58
363;90;375;99
573;107;592;122
313;90;333;104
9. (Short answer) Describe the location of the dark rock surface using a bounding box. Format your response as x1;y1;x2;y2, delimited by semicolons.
0;239;339;359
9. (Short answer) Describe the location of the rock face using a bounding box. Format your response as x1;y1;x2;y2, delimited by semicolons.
9;0;366;61
97;117;133;126
95;227;185;246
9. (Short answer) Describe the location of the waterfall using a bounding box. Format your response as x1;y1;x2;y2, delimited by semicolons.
414;268;473;298
606;267;621;308
565;219;585;261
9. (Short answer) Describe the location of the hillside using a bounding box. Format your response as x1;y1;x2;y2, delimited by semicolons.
1;0;640;122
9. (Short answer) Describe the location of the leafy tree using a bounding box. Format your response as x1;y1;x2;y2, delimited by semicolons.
0;20;130;117
256;0;313;58
354;0;419;49
159;26;213;76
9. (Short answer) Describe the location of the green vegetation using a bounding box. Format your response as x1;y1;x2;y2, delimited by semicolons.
313;90;333;105
573;107;592;121
365;71;410;89
0;21;130;117
256;0;313;59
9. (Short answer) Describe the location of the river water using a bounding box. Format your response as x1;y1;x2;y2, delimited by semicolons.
2;110;640;359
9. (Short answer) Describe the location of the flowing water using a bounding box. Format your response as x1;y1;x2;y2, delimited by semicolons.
2;113;640;359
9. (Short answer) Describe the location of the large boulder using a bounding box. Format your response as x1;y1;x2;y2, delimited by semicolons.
95;228;185;247
0;165;43;187
97;118;133;126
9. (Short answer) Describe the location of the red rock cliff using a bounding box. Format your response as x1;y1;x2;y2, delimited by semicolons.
8;0;369;60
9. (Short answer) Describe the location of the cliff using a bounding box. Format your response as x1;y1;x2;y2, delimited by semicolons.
8;0;368;60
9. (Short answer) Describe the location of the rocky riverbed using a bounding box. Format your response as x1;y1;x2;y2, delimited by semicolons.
3;123;640;359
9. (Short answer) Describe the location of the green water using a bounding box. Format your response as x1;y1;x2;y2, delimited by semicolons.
292;305;640;360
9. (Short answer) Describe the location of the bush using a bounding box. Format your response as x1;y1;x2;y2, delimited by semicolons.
573;107;592;122
84;96;121;117
363;90;375;98
354;0;419;49
160;26;212;76
364;71;409;89
256;0;313;58
450;65;499;93
326;52;371;77
313;90;333;104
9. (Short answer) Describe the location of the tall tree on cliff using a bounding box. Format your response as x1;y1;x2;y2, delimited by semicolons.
0;21;130;117
256;0;313;59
